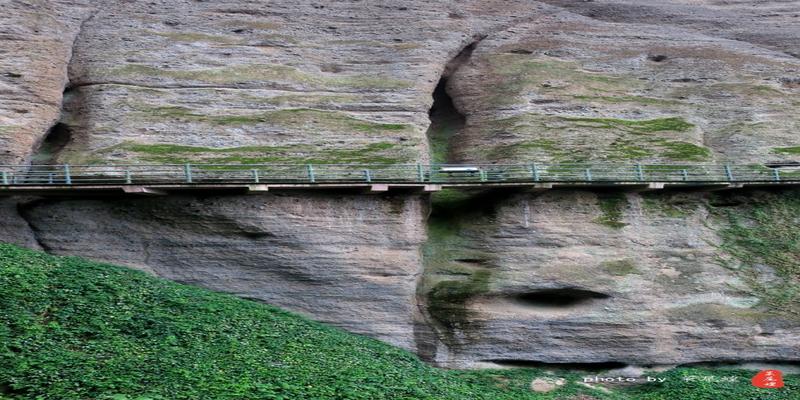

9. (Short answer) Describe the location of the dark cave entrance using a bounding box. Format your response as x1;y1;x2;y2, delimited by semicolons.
513;288;611;308
425;36;483;164
31;122;72;165
426;77;465;164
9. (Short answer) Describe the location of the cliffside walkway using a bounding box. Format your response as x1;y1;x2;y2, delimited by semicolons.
0;163;798;196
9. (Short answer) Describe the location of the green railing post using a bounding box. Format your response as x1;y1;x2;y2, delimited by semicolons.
2;171;8;185
480;170;487;182
364;169;372;183
635;164;644;181
530;163;540;182
585;168;592;182
64;164;71;185
417;163;424;182
773;168;781;182
184;163;193;183
252;169;260;183
306;164;315;183
724;164;734;181
125;169;132;184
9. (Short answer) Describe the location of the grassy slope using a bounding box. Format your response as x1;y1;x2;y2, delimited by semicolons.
0;244;797;400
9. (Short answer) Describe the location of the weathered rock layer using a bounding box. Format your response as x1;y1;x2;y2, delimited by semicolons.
1;0;799;368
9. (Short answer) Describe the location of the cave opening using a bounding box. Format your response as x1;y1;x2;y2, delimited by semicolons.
425;36;484;164
31;122;72;165
426;77;465;164
513;288;610;307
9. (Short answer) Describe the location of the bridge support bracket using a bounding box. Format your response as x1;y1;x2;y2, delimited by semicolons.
247;184;270;193
369;184;389;192
122;186;167;196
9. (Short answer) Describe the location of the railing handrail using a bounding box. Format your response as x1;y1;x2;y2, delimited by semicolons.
0;162;798;187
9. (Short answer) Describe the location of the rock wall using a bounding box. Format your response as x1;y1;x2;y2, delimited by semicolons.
20;193;427;350
1;0;800;368
420;189;800;367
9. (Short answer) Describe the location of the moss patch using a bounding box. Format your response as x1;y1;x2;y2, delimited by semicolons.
150;31;241;44
711;191;800;321
559;117;694;134
773;146;800;155
486;55;640;106
601;259;638;276
666;303;763;326
478;114;708;162
655;140;712;161
593;193;628;229
422;190;500;342
138;107;411;133
104;141;413;164
109;64;412;90
642;193;697;218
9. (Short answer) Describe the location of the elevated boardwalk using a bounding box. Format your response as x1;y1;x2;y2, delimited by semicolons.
0;163;798;196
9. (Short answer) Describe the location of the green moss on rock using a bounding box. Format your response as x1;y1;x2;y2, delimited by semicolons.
139;107;411;133
593;193;628;229
601;259;638;276
110;64;412;89
666;303;763;326
773;146;800;155
104;141;413;164
655;140;712;161
559;116;694;134
711;191;800;321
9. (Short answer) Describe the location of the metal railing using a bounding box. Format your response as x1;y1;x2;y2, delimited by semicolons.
0;163;798;186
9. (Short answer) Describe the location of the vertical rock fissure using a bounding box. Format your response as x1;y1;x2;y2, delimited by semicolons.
16;201;47;251
29;9;97;166
425;36;484;164
415;36;488;363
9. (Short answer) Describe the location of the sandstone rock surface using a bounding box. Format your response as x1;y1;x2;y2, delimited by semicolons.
1;0;799;369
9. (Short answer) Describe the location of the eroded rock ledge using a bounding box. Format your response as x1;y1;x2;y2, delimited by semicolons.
1;0;799;369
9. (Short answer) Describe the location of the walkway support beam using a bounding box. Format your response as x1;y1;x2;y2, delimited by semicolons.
64;164;71;185
184;163;193;183
306;164;315;183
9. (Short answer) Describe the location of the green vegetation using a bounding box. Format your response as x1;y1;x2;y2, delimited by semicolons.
607;142;654;160
601;259;638;276
1;244;798;399
138;107;410;132
426;115;460;164
150;31;241;44
593;193;628;229
486;56;639;106
216;20;280;31
559;117;694;134
109;64;412;89
480;114;709;162
712;191;800;320
485;138;578;162
641;194;697;218
422;190;496;338
571;94;684;106
105;141;413;164
666;303;762;325
655;140;712;161
773;146;800;155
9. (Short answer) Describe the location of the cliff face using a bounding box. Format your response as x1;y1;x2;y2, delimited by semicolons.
1;0;799;368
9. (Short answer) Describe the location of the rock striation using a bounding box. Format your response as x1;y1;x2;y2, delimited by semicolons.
1;0;799;368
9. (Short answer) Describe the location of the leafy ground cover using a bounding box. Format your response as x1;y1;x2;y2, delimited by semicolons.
0;243;796;399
